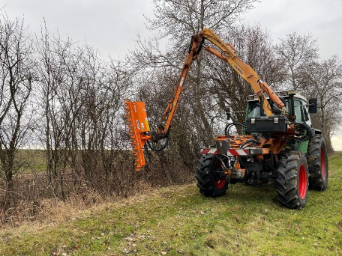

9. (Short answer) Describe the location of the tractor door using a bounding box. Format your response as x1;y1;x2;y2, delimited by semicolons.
293;98;312;126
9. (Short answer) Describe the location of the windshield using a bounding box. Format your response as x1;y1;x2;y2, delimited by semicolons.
247;98;310;124
247;101;262;117
247;99;288;118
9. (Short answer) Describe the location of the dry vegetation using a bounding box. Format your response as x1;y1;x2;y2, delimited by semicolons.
0;149;194;226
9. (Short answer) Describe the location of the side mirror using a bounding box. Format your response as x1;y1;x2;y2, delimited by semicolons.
309;98;317;113
226;107;231;120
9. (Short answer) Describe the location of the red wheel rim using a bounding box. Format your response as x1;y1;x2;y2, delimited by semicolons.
298;164;307;199
214;160;226;189
320;147;327;180
214;179;226;189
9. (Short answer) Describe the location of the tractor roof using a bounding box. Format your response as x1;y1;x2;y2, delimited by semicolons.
246;91;308;103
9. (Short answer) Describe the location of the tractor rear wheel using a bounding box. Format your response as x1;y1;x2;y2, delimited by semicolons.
196;154;228;197
275;151;309;209
307;135;328;190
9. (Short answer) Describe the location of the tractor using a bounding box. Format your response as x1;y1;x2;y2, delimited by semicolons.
124;29;328;209
197;91;328;209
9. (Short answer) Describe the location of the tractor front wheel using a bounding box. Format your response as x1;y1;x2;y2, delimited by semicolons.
196;154;228;197
275;151;309;209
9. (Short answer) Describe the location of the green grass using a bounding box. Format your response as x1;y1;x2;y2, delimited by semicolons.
1;153;342;255
17;149;47;173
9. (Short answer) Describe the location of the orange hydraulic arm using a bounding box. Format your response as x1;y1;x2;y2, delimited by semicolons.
158;28;287;136
200;28;286;116
124;28;287;171
160;34;204;135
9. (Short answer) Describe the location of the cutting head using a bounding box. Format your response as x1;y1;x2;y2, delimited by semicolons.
124;101;151;171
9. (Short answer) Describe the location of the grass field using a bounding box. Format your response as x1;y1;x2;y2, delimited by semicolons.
1;153;341;255
17;149;47;173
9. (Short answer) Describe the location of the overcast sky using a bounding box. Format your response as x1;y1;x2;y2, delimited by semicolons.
1;0;341;60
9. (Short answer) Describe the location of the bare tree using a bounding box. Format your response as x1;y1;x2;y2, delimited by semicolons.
276;32;342;152
0;15;34;208
276;32;319;90
36;25;133;196
147;0;258;48
36;26;88;198
300;55;342;152
36;26;62;190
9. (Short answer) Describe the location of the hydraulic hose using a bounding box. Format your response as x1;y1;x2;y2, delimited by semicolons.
225;122;247;137
240;139;261;149
294;123;313;141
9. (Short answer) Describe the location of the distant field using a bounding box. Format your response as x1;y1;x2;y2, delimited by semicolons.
332;134;342;151
1;153;341;255
17;149;47;173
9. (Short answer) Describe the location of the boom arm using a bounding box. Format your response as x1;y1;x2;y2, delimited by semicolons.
124;28;287;170
159;34;204;136
200;29;286;116
159;29;287;136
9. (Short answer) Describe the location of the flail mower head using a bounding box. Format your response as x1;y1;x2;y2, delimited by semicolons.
124;101;151;171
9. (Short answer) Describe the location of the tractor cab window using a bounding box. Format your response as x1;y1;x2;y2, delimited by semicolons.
247;100;289;118
294;99;311;125
247;98;311;125
294;100;303;122
247;101;261;117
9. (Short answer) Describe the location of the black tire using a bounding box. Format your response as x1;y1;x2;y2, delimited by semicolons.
275;151;309;209
307;135;328;191
196;154;228;197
